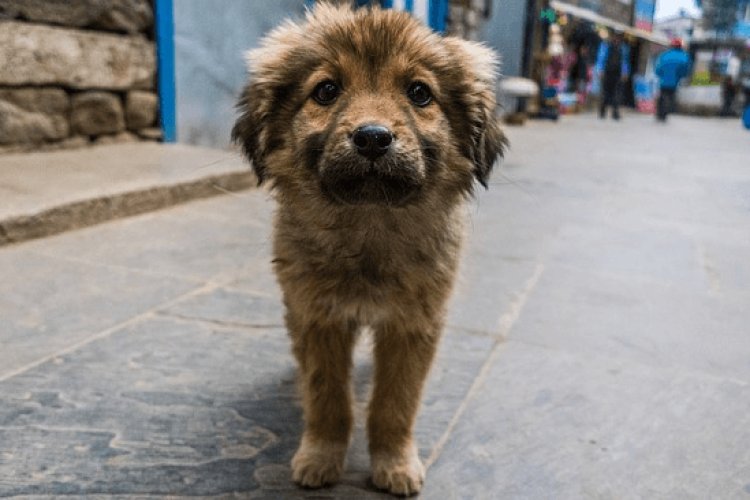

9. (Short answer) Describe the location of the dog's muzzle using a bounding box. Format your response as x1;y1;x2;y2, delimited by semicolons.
319;124;423;206
320;160;422;206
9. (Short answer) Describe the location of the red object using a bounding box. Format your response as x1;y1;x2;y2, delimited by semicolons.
635;20;653;31
636;99;656;113
670;38;683;48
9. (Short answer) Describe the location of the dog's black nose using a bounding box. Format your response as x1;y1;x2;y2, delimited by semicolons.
352;125;393;160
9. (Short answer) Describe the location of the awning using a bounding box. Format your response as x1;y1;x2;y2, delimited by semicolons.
550;0;670;46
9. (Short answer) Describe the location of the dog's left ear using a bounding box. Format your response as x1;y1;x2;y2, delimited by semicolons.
443;38;508;188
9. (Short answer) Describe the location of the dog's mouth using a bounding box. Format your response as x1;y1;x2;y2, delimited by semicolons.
320;167;422;207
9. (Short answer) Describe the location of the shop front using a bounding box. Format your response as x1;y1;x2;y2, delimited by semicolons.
524;0;668;117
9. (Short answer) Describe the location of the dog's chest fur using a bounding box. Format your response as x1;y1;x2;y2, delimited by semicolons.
272;202;464;323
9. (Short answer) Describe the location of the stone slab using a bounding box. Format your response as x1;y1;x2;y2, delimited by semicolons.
423;340;750;499
0;20;155;89
548;221;709;292
447;249;541;335
0;318;294;496
0;144;256;246
22;193;273;283
0;246;196;379
510;260;750;383
698;239;750;294
225;260;283;299
0;0;153;33
0;314;494;497
0;135;90;155
93;131;140;146
0;88;70;145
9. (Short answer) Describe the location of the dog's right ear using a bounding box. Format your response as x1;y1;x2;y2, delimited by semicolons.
232;19;309;184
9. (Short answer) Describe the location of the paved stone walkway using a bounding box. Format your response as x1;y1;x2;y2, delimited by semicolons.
0;143;253;246
1;113;749;498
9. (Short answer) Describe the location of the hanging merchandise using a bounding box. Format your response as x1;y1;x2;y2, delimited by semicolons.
547;24;565;57
537;23;562;120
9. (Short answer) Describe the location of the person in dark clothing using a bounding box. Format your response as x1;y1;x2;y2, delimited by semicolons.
568;45;590;97
596;31;630;120
721;75;737;117
655;38;691;121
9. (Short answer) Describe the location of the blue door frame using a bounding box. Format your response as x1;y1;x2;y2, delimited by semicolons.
383;0;449;32
154;0;176;143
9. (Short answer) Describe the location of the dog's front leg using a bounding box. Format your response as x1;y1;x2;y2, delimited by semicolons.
288;312;356;488
368;319;440;496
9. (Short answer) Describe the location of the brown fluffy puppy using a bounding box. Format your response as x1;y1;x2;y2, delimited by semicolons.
233;3;505;495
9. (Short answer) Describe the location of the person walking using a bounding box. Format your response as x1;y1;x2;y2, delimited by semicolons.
568;44;590;104
655;38;691;122
720;75;737;117
596;31;630;120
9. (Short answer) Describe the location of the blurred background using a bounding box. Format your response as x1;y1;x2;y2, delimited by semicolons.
1;0;748;153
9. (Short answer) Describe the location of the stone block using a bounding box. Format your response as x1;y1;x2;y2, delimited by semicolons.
0;2;18;19
137;127;163;141
125;90;157;130
0;21;155;90
0;88;69;145
93;131;139;145
71;92;125;136
0;136;89;154
45;135;90;151
0;0;153;33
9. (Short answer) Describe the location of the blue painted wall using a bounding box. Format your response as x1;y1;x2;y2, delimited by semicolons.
172;0;305;148
479;0;526;80
478;0;528;111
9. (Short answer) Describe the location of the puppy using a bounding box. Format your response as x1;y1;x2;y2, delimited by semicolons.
232;3;505;495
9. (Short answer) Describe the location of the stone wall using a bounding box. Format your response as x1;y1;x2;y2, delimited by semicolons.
0;0;159;153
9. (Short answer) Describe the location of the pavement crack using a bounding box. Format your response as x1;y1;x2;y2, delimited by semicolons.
0;281;226;384
425;261;545;469
26;249;205;285
154;310;284;331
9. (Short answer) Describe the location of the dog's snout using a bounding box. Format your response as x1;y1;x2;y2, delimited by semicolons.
352;125;393;160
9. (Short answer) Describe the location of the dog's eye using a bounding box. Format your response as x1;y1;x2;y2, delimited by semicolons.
407;82;432;107
312;80;340;105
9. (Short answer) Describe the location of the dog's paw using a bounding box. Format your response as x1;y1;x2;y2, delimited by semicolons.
371;445;425;496
291;437;347;488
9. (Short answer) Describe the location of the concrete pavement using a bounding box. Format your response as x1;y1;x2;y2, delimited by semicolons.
1;113;749;498
0;143;254;246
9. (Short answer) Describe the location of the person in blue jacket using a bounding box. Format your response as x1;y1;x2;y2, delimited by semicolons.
655;38;691;122
596;31;631;120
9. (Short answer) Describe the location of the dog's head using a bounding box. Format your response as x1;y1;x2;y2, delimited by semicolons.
232;3;506;206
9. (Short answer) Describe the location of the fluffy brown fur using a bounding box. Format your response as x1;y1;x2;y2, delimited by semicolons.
232;3;505;495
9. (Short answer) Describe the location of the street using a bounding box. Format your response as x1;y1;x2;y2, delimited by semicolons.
1;112;749;498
